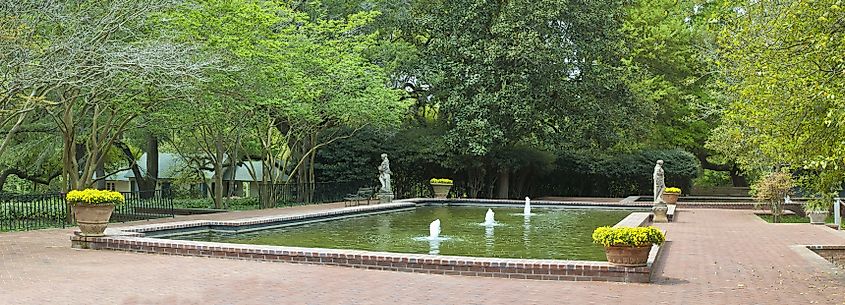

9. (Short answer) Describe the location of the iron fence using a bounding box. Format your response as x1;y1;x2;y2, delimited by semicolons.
0;190;174;232
0;192;68;231
258;180;376;208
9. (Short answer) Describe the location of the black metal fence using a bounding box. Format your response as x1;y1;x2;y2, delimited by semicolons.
0;190;174;232
258;180;376;208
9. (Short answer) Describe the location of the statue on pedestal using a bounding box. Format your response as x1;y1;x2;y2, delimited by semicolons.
378;153;392;193
653;160;665;204
652;160;669;222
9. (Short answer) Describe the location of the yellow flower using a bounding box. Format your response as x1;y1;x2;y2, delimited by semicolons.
430;178;453;184
665;187;682;194
66;189;124;205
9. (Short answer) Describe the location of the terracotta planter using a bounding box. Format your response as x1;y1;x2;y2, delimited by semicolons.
604;245;652;267
808;211;829;225
662;193;679;204
72;203;115;236
430;183;452;199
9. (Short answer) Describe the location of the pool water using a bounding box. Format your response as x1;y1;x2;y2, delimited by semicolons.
171;206;631;261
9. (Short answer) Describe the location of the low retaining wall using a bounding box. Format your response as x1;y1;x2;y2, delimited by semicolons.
71;201;661;283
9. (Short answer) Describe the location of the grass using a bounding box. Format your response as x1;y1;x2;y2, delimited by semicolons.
756;213;835;224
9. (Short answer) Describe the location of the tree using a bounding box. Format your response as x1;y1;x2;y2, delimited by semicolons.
166;0;405;207
710;0;845;189
409;0;646;198
2;0;215;192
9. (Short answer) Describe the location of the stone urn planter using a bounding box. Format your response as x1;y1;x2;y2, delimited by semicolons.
593;226;665;267
66;189;124;237
662;193;679;205
72;203;115;236
429;178;454;199
431;183;452;199
808;211;829;225
662;187;681;205
603;245;652;267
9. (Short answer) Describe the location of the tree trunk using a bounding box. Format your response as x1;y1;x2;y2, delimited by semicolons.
95;158;106;190
729;165;749;187
496;170;510;199
143;135;159;198
213;135;225;209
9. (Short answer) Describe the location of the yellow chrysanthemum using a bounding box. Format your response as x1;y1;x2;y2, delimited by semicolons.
66;189;125;205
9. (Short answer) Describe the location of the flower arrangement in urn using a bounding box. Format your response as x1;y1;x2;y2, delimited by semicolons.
67;189;124;236
662;187;681;204
429;178;453;199
804;194;834;225
592;226;665;266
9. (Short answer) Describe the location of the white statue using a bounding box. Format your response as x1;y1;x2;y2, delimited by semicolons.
378;153;392;193
653;160;666;204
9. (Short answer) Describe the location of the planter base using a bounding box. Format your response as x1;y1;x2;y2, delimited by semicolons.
378;193;394;204
431;183;452;199
605;245;652;267
808;212;829;225
72;204;115;237
652;205;668;223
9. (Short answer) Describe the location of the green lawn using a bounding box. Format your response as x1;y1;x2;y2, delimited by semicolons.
756;213;835;224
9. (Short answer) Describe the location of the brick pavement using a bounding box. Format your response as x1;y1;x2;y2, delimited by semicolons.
3;205;845;304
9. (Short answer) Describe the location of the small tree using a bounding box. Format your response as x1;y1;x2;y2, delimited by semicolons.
752;171;794;223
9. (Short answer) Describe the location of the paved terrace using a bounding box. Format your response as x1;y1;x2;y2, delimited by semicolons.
3;202;845;304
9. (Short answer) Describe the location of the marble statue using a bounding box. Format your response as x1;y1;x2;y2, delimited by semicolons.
653;160;666;204
378;153;392;193
652;160;668;222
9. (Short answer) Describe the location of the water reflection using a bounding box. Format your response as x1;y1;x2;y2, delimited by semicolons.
523;215;532;245
428;238;441;255
484;224;494;255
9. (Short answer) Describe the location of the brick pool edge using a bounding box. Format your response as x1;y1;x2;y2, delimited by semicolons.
70;201;662;283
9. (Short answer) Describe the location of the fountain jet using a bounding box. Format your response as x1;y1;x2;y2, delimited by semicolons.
524;197;532;215
429;219;441;239
484;208;495;226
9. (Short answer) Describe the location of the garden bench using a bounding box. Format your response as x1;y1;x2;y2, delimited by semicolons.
344;187;376;207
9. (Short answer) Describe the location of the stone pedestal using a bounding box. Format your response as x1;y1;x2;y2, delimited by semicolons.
652;204;669;223
378;192;394;204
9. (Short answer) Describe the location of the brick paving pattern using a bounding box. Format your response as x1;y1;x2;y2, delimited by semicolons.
3;205;845;304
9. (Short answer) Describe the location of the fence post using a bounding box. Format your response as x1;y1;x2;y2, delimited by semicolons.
835;197;842;230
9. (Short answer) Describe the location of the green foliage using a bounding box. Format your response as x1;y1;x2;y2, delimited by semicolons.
621;0;721;150
544;149;699;197
710;0;845;188
172;197;260;210
592;226;665;247
804;191;835;213
757;213;834;224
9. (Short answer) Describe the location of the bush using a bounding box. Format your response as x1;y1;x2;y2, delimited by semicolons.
538;149;700;197
592;226;666;247
752;171;794;223
172;197;260;210
804;193;834;213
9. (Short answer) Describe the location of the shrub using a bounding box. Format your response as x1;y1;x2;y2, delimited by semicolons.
804;193;834;213
430;178;453;184
751;171;793;223
664;187;681;194
592;226;665;247
66;189;124;205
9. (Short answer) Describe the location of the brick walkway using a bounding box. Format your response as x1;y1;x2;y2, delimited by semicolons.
3;206;845;304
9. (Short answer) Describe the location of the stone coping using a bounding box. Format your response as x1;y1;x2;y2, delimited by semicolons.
400;198;655;208
71;199;664;283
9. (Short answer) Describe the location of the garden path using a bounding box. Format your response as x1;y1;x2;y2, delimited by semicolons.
2;204;845;304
